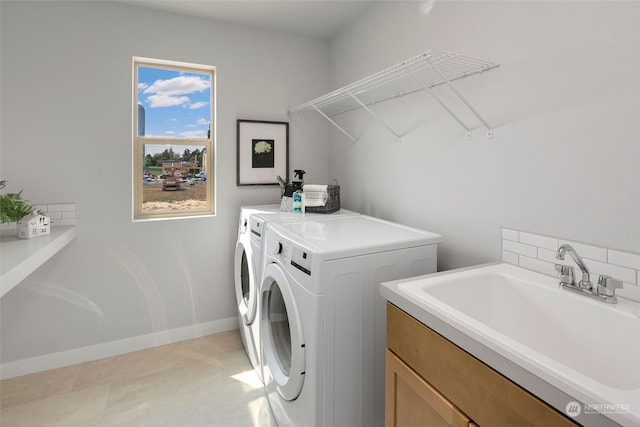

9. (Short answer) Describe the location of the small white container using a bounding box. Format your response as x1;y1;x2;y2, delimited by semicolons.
17;209;51;239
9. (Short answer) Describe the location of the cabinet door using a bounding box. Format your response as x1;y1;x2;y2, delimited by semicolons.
386;349;472;427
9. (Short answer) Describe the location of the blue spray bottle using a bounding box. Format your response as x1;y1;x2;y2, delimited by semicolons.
292;169;306;213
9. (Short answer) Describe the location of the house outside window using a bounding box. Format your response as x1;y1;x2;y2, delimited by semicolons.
133;57;215;220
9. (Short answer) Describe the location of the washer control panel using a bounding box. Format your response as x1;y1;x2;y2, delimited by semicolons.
291;246;312;276
249;217;263;240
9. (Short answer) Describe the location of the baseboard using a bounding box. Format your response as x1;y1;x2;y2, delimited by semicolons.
0;316;239;380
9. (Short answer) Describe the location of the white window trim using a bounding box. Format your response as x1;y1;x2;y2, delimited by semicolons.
132;57;216;221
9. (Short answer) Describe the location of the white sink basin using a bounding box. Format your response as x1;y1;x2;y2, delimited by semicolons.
381;263;640;426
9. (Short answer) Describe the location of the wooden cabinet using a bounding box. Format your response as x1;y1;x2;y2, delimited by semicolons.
386;349;474;427
386;303;577;427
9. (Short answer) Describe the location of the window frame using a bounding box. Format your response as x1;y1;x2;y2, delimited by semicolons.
132;57;216;221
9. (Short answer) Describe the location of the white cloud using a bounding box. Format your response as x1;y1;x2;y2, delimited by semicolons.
144;75;208;96
143;75;209;109
147;95;189;108
189;101;208;109
196;118;208;125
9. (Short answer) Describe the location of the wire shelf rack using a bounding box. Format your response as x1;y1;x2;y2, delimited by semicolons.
288;50;499;141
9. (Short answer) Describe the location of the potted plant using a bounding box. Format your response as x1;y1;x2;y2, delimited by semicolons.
0;180;33;224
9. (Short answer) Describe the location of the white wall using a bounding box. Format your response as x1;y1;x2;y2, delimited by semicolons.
329;1;640;270
0;1;329;369
3;0;639;376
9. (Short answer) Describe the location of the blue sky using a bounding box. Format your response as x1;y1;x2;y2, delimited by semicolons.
137;66;211;139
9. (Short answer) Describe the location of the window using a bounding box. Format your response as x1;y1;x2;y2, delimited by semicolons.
133;57;215;220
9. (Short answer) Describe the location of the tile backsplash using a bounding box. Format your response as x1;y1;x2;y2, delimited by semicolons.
502;227;640;303
34;203;77;227
1;203;76;229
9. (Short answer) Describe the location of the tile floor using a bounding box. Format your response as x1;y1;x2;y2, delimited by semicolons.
0;330;277;426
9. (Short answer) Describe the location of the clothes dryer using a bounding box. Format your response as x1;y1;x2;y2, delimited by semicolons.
235;205;281;381
260;215;442;426
234;205;358;383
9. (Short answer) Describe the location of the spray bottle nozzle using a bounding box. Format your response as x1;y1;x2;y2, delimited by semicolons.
294;169;306;180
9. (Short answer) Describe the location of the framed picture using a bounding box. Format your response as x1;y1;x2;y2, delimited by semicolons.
237;119;289;186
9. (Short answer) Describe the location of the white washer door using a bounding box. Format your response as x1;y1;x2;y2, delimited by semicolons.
261;262;305;401
234;239;257;325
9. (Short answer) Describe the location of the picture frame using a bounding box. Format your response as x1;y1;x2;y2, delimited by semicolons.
237;119;289;186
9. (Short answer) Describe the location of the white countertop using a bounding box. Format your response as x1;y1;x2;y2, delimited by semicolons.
1;226;77;298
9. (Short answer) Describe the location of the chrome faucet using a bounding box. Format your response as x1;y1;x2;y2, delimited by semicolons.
554;244;623;304
556;244;591;289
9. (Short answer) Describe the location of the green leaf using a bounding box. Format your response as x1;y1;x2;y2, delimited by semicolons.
0;181;33;222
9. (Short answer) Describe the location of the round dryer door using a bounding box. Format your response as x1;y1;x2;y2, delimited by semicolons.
234;239;257;324
261;262;305;401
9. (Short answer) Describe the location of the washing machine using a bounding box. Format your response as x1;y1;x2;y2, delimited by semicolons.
234;204;358;383
259;215;442;426
235;205;282;381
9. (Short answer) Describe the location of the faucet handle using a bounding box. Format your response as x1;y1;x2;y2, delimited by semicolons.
597;275;623;297
555;264;575;286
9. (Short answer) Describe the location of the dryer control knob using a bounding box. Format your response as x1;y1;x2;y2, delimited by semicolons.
273;242;283;255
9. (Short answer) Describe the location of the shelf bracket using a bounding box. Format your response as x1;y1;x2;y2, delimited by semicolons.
406;69;472;139
346;90;402;140
425;56;493;138
310;104;357;142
